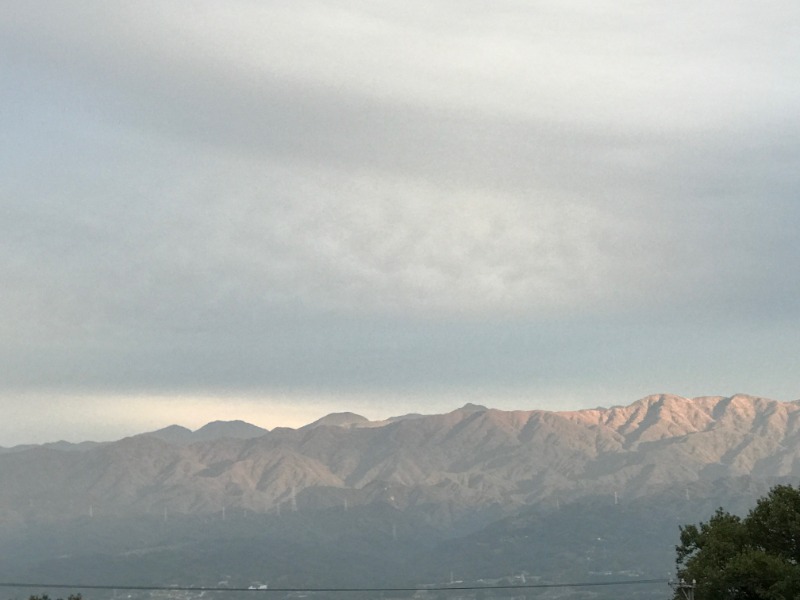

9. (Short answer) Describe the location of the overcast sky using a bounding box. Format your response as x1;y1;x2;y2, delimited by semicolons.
2;1;799;444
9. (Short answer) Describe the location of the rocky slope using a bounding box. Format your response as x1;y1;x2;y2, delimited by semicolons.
2;393;800;593
1;393;799;524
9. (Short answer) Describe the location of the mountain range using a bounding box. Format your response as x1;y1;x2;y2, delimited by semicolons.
1;393;798;598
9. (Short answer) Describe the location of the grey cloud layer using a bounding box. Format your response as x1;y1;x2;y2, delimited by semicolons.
1;1;799;407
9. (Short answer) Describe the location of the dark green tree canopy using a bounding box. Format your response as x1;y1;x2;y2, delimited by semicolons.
676;485;800;600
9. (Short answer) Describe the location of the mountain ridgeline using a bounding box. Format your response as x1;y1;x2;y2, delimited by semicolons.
1;394;798;596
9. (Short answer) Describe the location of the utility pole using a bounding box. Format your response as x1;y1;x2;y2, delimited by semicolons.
670;578;696;600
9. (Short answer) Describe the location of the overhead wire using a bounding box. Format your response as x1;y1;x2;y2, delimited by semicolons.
0;578;671;593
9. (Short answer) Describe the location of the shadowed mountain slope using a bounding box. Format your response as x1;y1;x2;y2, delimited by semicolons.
2;394;800;594
1;394;799;524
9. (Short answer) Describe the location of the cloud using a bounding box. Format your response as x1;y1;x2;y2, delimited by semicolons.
6;1;797;128
1;1;799;441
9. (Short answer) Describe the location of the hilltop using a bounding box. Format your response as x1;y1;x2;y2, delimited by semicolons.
1;393;798;596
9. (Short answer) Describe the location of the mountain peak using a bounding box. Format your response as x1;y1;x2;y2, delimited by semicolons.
193;420;269;441
141;424;195;445
141;421;269;445
456;402;488;413
303;412;370;429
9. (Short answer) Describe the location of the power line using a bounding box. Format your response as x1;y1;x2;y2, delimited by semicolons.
0;578;670;593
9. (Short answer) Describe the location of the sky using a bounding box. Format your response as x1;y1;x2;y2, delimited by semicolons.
1;1;799;445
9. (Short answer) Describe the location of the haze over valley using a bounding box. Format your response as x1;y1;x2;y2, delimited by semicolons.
1;394;798;598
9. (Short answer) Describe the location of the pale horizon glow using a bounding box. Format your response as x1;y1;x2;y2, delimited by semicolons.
5;386;796;447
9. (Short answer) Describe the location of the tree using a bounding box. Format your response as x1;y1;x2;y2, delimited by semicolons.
676;485;800;600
